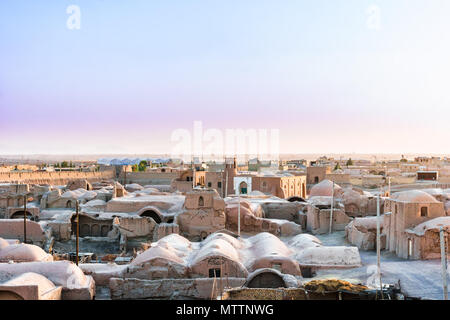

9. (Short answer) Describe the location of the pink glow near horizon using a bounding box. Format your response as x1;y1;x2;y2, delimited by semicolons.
1;1;449;155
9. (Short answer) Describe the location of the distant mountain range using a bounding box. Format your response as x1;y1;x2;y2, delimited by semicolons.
1;153;449;165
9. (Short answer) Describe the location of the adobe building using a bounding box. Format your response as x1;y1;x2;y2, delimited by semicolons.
341;187;383;217
224;198;302;236
403;217;450;260
94;232;362;299
309;180;382;217
171;158;307;200
345;216;385;250
0;183;31;218
104;231;361;282
383;190;446;259
0;260;95;300
307;166;331;185
0;220;47;245
306;180;351;234
306;197;351;234
176;189;226;240
416;171;438;181
233;174;307;199
66;179;92;191
0;272;62;300
171;160;234;197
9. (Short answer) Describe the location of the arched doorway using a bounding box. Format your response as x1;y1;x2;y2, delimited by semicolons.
80;224;90;237
101;225;111;237
239;182;248;194
287;196;306;203
91;224;100;236
140;210;162;223
10;211;33;219
246;270;286;288
0;291;24;300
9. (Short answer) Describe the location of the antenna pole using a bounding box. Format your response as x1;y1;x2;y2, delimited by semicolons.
440;227;448;300
76;200;80;266
329;181;334;234
23;195;27;243
377;194;384;299
237;188;241;237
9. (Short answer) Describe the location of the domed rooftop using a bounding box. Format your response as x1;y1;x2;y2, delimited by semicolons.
391;190;439;203
203;232;243;250
0;261;89;289
409;216;450;235
3;272;56;297
309;180;342;197
422;188;445;196
131;245;185;266
247;232;292;257
191;238;241;265
0;244;53;262
155;234;192;257
131;234;192;266
288;234;322;251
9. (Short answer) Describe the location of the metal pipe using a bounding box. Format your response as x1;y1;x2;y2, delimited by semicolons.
388;177;391;196
329;181;334;234
376;194;383;299
76;200;80;266
225;170;228;198
192;159;196;189
440;227;448;300
237;190;241;237
23;195;27;244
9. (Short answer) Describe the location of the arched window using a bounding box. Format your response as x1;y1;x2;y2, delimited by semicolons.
239;182;248;194
314;176;319;183
420;207;428;217
140;210;162;223
198;196;204;207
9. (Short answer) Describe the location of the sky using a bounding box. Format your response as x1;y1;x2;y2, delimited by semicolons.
0;0;449;156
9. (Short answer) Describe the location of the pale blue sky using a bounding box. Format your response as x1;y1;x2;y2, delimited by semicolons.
0;1;449;154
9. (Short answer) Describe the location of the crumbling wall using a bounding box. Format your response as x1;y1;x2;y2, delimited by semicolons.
0;170;114;185
117;217;156;238
109;277;246;300
307;205;351;234
154;223;179;241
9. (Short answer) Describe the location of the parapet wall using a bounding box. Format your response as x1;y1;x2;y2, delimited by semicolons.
0;170;115;185
121;172;180;186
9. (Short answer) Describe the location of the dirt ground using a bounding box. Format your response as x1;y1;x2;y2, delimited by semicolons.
304;231;449;300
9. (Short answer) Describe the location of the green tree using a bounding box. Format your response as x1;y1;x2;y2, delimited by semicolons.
131;164;138;172
346;158;353;166
334;163;341;171
138;160;148;172
61;161;69;168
